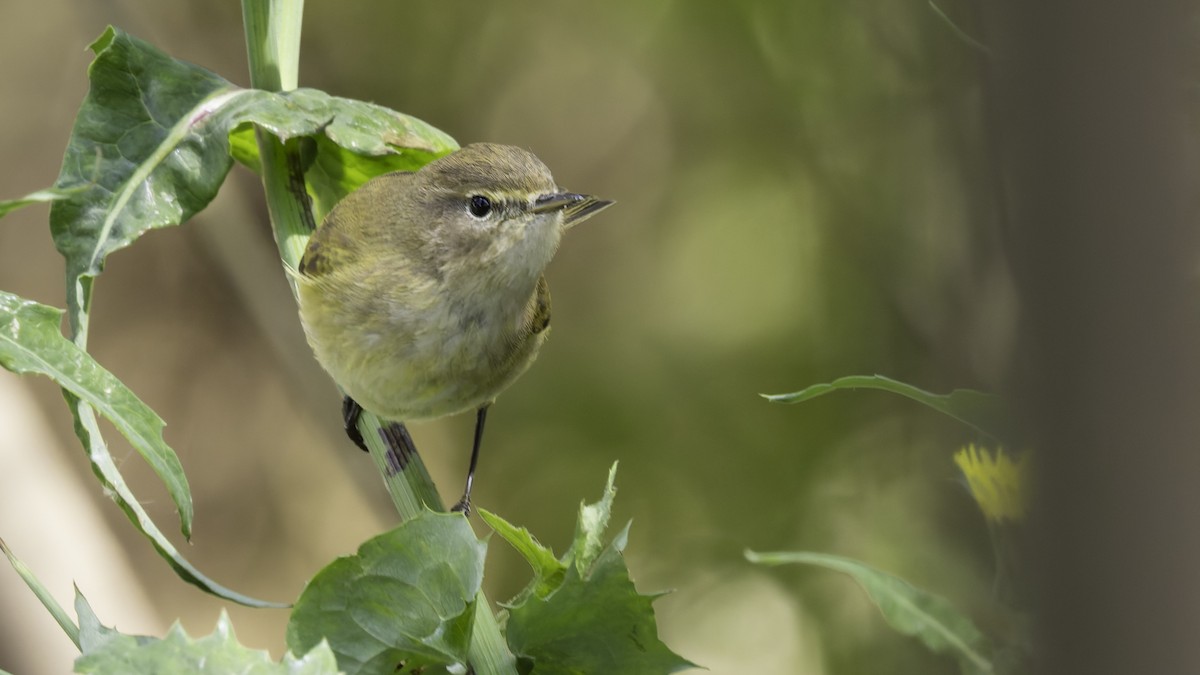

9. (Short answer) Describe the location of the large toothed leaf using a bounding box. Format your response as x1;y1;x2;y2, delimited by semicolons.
505;524;694;675
763;374;1007;441
287;512;485;675
497;465;695;674
74;589;339;675
747;551;994;675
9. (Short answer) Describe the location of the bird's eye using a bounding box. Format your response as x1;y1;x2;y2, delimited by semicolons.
468;195;492;218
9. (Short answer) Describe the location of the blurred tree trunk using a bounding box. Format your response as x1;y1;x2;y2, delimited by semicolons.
984;1;1200;673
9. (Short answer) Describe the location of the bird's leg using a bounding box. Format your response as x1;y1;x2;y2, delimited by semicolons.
451;405;490;516
342;396;368;452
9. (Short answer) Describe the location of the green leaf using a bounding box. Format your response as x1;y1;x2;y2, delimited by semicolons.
228;88;457;220
506;523;695;675
287;512;486;675
478;508;566;603
0;537;80;649
565;462;619;575
74;588;131;655
763;374;1007;441
0;187;83;219
0;291;281;607
481;464;624;607
51;26;257;334
74;602;340;674
70;396;283;607
0;291;191;535
502;466;694;674
746;550;993;674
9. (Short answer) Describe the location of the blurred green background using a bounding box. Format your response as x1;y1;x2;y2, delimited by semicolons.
0;1;1013;673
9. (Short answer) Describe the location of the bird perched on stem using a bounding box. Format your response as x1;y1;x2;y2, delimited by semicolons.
294;143;612;513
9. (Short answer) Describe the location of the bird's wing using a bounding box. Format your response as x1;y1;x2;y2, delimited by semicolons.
297;232;339;278
298;171;418;279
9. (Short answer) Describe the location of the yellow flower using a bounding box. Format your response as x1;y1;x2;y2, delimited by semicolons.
954;444;1029;523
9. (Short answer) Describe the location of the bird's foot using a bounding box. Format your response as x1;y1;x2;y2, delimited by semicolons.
450;495;472;517
341;396;368;452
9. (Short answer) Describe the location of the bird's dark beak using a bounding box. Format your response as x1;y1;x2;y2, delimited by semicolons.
532;192;614;228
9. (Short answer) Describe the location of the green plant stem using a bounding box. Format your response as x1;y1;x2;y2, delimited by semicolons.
241;0;302;92
356;408;444;513
253;136;310;277
0;538;80;650
241;2;516;672
469;600;516;674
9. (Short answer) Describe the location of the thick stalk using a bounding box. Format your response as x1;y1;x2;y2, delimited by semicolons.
240;2;516;672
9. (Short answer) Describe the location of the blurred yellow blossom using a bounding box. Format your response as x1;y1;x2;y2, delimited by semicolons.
954;445;1029;523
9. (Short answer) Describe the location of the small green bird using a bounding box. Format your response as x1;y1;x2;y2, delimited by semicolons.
295;143;612;513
